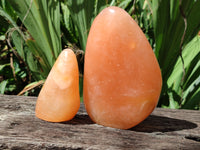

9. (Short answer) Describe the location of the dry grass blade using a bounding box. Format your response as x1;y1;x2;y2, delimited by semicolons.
17;80;44;96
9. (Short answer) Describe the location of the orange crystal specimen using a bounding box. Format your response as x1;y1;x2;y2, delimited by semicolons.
35;49;80;122
84;6;162;129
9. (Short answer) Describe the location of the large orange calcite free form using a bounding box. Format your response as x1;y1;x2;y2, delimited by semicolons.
35;49;80;122
84;6;162;129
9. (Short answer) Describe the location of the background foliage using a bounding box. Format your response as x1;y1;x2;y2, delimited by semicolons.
0;0;199;109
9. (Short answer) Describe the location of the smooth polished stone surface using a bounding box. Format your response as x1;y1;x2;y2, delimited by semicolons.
35;49;80;122
84;6;162;129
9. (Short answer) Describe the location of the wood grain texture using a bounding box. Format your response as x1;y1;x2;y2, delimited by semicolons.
0;94;199;150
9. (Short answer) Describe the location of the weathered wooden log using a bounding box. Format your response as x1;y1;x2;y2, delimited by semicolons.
0;94;199;150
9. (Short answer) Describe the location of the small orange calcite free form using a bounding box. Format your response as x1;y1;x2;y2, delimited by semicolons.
84;6;162;129
35;49;80;122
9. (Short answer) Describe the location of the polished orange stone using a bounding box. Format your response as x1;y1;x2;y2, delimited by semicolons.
84;6;162;129
35;49;80;122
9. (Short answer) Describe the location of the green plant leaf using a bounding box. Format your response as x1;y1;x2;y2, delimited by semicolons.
0;0;17;21
26;39;50;79
66;0;108;51
118;0;133;10
0;64;10;71
7;0;62;80
0;80;8;94
153;0;200;80
60;2;78;44
152;0;200;109
166;35;200;109
11;30;25;60
182;0;200;45
0;6;23;37
182;86;200;110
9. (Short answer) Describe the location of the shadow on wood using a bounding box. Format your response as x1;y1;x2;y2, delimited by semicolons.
131;115;198;133
61;114;94;125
